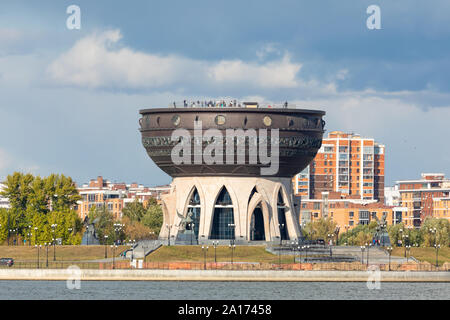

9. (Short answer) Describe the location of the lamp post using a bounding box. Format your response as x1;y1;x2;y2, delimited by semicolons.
212;241;218;263
166;224;172;246
113;223;123;245
435;244;440;268
403;234;409;258
27;225;32;246
68;227;73;245
45;243;49;268
278;223;285;246
366;243;371;267
51;223;57;261
387;246;393;271
406;245;411;262
202;245;208;270
291;241;298;263
304;245;310;262
398;228;403;247
34;227;38;245
36;244;41;269
229;241;236;265
327;234;333;257
111;244;117;269
360;245;365;264
104;235;109;258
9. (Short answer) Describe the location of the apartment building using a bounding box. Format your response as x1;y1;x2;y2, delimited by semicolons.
397;173;450;228
299;191;394;232
293;131;385;202
75;176;170;221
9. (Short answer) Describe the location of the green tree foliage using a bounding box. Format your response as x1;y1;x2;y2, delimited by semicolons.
88;206;123;245
339;222;379;246
141;200;163;233
122;199;146;222
302;218;337;241
0;172;82;245
420;218;450;247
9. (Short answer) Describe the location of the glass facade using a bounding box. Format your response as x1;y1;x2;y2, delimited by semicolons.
186;188;201;241
210;188;235;240
250;207;265;241
277;191;288;240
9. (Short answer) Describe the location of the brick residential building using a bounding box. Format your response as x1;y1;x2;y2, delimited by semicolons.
293;131;385;202
75;176;170;221
396;173;450;228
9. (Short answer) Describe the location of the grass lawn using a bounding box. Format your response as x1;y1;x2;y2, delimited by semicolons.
147;245;297;264
392;246;450;266
0;245;130;262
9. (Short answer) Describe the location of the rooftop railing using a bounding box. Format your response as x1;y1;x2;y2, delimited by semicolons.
168;100;294;109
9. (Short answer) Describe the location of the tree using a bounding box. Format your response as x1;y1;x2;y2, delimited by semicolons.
122;216;152;241
303;218;337;241
44;174;80;211
141;201;163;233
122;199;146;222
420;218;450;247
88;206;118;245
1;172;34;212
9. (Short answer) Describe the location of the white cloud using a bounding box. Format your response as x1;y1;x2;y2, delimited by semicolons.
46;30;303;90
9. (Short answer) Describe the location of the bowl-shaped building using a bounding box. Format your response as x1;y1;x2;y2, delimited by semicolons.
139;106;325;243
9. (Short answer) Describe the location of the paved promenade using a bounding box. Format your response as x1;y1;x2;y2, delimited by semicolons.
0;269;448;282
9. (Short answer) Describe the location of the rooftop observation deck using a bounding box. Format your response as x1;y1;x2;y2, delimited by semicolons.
140;100;325;116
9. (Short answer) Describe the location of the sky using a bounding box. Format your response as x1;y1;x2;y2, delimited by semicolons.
0;0;449;187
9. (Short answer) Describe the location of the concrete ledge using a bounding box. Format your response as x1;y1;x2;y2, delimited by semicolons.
0;269;449;282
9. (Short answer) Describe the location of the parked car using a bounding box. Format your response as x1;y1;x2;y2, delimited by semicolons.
0;258;14;267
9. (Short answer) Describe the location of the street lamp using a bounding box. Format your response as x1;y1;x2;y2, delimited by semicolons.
229;242;236;265
360;246;365;264
304;245;310;262
34;227;38;245
201;245;208;270
212;241;218;263
387;246;393;271
406;245;411;262
365;243;371;267
27;225;32;246
434;244;441;268
51;223;57;261
114;223;123;245
35;244;41;269
278;223;285;246
45;243;49;268
111;244;117;269
291;241;298;263
104;235;109;258
166;224;172;246
403;234;409;257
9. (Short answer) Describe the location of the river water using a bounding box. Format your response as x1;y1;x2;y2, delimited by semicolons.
0;280;448;300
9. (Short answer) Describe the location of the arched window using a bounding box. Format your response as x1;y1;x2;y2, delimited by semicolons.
186;188;201;242
210;187;235;240
277;190;288;240
249;187;265;241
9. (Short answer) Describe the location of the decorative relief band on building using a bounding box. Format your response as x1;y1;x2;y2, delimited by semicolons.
142;136;322;149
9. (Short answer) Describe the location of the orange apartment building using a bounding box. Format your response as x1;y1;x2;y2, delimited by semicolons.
75;176;170;221
299;191;395;233
397;173;450;228
294;131;388;232
293;131;385;202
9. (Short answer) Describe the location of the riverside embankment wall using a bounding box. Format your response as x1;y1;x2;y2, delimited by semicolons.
0;269;449;282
